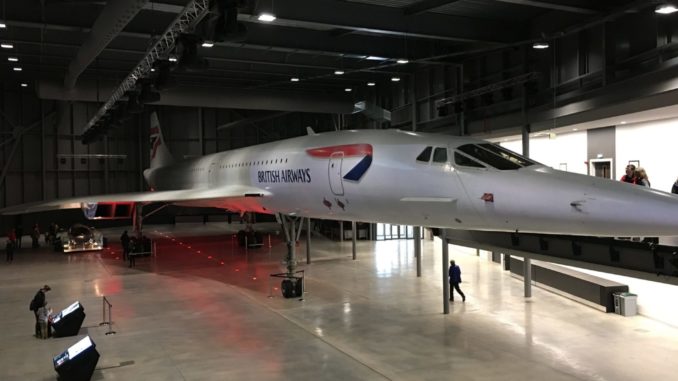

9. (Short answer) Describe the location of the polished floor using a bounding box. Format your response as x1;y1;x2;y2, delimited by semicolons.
1;222;678;381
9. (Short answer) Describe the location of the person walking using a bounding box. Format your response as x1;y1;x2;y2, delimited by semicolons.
30;285;51;337
448;260;466;302
15;224;23;249
120;230;130;261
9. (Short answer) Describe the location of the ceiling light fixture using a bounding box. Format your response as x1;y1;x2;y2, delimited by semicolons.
620;121;627;124
150;68;156;72
0;22;6;29
366;56;387;61
334;70;344;75
20;83;27;87
345;88;352;92
8;57;18;62
1;43;14;49
656;4;678;14
168;56;178;62
532;41;549;49
396;59;409;64
290;77;299;82
367;82;375;87
13;67;22;71
201;41;214;48
391;77;401;82
258;13;276;22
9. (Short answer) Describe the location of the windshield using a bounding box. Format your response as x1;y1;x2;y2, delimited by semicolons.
457;144;538;170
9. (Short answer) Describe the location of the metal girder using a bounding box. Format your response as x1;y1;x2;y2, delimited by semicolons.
435;72;539;107
81;0;210;136
403;0;462;16
242;0;523;43
495;0;599;15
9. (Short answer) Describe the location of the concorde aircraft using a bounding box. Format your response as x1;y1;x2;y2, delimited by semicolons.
4;112;678;238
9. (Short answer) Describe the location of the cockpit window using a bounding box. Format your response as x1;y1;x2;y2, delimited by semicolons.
454;152;485;168
432;147;448;163
416;146;432;163
458;144;537;170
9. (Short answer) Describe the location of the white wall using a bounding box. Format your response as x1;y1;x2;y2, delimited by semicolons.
616;118;678;193
500;131;588;174
564;265;678;328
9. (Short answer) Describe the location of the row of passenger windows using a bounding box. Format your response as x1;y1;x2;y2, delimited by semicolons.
416;144;537;170
188;158;290;172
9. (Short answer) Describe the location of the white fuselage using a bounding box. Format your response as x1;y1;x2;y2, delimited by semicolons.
144;129;678;237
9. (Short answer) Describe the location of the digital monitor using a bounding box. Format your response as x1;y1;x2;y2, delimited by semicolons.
53;351;69;368
67;336;94;359
61;301;81;317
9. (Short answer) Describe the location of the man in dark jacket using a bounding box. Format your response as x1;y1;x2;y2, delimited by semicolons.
120;230;130;261
448;260;466;302
30;285;51;337
5;240;14;262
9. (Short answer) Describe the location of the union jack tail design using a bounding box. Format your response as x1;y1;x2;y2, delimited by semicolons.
149;112;174;169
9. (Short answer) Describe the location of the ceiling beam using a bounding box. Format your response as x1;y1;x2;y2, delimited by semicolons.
237;0;523;43
403;0;462;16
494;0;599;15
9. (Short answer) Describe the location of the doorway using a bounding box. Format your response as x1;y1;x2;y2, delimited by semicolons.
589;158;613;179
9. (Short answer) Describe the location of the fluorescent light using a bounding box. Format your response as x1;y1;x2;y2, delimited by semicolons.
656;4;678;14
290;77;299;82
391;77;400;82
0;22;6;29
532;42;549;49
367;82;375;87
258;13;276;22
366;56;387;61
20;83;27;87
8;57;18;62
13;67;22;71
334;70;344;75
396;59;409;64
1;43;13;49
201;41;214;48
168;56;177;62
345;88;352;92
620;121;627;124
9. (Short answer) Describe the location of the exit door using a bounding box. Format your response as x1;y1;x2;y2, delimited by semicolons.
589;158;613;179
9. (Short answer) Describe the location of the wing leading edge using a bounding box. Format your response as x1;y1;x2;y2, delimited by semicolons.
0;185;271;215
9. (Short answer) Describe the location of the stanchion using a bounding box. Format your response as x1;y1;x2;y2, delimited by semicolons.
268;234;272;248
98;296;116;335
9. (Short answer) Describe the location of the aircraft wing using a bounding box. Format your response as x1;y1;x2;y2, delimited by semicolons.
0;185;271;215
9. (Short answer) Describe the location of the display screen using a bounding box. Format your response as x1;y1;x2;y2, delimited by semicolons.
67;336;93;359
53;351;69;368
61;301;81;317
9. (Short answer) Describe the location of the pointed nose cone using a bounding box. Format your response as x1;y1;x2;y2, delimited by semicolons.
526;168;678;236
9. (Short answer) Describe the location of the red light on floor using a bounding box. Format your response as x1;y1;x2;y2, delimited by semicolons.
208;255;213;259
187;246;191;249
235;269;240;272
273;287;278;290
197;251;201;253
220;261;224;265
252;277;257;280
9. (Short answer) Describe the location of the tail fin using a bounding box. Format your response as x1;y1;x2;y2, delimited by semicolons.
149;112;174;169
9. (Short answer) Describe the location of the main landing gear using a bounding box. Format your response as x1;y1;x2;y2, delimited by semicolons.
270;213;305;299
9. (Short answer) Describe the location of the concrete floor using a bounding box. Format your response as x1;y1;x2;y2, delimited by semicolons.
1;222;677;381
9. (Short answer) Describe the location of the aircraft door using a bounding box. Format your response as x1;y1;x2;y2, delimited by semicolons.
329;152;344;195
208;161;218;188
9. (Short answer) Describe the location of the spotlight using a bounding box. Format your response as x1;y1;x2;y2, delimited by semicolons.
334;70;344;75
367;82;375;87
345;88;352;92
396;59;409;64
532;41;549;49
1;43;13;49
290;77;299;82
656;4;678;14
168;56;178;62
201;41;214;48
8;57;18;62
20;83;27;87
391;77;400;82
0;22;5;29
257;13;276;22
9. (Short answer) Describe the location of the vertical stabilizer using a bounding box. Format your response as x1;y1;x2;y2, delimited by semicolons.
149;112;174;169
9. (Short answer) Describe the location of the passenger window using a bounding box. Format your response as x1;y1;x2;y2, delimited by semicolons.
416;146;432;163
454;152;485;168
432;147;447;163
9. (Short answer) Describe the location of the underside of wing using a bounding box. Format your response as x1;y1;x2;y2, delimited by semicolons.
0;185;271;215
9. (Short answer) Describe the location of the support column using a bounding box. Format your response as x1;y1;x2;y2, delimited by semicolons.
132;203;143;238
351;220;357;260
339;221;344;242
442;229;450;314
524;257;532;298
414;226;421;277
306;217;311;264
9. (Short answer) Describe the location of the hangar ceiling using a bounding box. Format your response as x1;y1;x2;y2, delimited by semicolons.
0;0;673;138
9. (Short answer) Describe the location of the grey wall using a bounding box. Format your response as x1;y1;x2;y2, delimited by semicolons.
587;126;616;177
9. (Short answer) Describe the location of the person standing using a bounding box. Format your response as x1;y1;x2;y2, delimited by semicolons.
620;164;639;184
637;168;650;187
30;285;51;337
120;230;130;261
5;239;14;262
31;224;40;248
448;260;466;302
